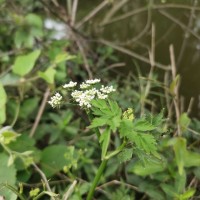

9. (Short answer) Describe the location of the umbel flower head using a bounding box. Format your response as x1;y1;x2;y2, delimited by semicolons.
48;92;62;108
48;79;116;109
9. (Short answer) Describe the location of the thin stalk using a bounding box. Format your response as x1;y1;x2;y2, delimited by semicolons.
104;140;126;160
86;159;108;200
87;112;100;140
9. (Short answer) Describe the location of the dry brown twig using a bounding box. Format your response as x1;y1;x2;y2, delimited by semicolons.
101;4;200;26
32;163;56;200
29;87;50;138
169;44;181;136
76;0;109;29
99;39;170;71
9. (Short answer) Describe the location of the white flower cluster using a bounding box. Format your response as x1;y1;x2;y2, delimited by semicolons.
48;79;116;109
80;82;90;89
85;79;100;84
71;88;97;108
63;81;77;88
70;81;116;108
100;85;116;94
48;92;62;108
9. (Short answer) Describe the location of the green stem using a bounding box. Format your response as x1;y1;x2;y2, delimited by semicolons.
86;159;108;200
104;140;126;160
87;112;100;140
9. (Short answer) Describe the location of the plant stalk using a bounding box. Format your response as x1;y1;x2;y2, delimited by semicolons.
86;159;108;200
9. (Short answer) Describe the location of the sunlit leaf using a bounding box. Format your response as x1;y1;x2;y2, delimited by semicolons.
13;50;41;76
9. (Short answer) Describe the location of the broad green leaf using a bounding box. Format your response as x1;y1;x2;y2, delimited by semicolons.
175;170;186;194
179;113;191;132
19;97;39;119
184;150;200;167
161;184;178;198
131;160;166;176
178;188;196;199
168;137;200;171
7;134;39;170
41;145;77;177
38;68;56;84
14;30;28;48
100;128;111;159
13;50;41;76
0;83;7;124
0;105;6;125
0;153;17;200
0;130;20;144
25;13;42;27
173;137;186;175
0;73;20;86
139;182;165;200
0;83;7;106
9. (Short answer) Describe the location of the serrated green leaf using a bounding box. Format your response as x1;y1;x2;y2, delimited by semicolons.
90;99;121;131
117;148;133;163
88;117;108;128
13;50;41;76
119;119;134;138
38;68;56;84
128;132;157;155
133;119;156;131
100;128;111;159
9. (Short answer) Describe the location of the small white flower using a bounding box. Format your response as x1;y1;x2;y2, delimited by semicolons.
48;92;62;108
80;82;90;89
63;81;77;88
86;79;101;84
100;85;116;94
71;88;97;108
97;91;108;99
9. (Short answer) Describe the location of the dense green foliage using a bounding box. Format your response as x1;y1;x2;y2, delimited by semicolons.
1;0;200;200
